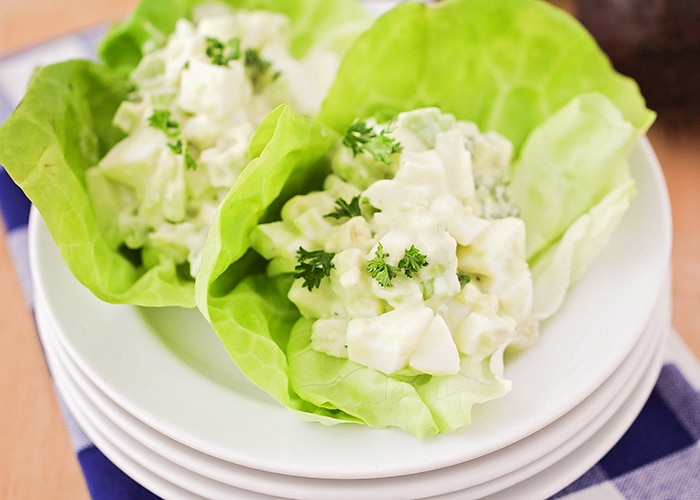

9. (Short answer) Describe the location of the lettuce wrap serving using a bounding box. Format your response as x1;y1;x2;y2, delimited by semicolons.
196;0;654;437
0;0;367;307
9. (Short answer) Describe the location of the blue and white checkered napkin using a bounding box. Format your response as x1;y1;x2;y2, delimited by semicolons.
2;30;700;500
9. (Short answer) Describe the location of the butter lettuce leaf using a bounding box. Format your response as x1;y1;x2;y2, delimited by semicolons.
287;318;440;437
0;0;366;307
204;268;510;437
318;0;654;151
511;93;639;261
288;318;511;436
530;178;636;319
197;106;361;419
0;61;198;306
195;104;338;312
319;0;653;318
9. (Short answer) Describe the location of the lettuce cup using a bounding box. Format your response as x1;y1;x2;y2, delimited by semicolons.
0;0;367;307
195;0;654;437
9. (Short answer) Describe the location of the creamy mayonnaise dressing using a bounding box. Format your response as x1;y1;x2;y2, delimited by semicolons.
252;107;539;376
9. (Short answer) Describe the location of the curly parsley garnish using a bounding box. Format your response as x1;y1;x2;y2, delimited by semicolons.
324;195;363;220
206;36;241;66
342;120;403;164
367;243;430;287
204;38;280;87
148;109;180;137
324;195;380;222
397;245;428;278
167;139;198;170
294;247;335;291
244;47;280;86
149;109;197;169
366;242;397;288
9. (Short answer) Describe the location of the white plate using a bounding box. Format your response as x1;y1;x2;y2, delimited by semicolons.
34;274;670;499
455;342;666;500
38;290;668;500
28;136;672;480
451;288;669;499
48;298;667;499
35;310;223;500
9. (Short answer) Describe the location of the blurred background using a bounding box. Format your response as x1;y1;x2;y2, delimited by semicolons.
552;0;700;127
579;0;699;127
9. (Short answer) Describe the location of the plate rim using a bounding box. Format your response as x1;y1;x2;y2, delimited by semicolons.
38;288;668;500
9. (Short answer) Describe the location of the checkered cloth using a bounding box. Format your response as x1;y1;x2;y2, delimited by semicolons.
1;28;699;500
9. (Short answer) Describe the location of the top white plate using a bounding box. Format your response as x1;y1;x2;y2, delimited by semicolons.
37;282;667;499
28;138;672;479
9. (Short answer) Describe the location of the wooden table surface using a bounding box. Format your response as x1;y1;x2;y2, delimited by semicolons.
1;1;698;499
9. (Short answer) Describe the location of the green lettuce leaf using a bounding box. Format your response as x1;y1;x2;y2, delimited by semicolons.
203;240;511;437
212;273;365;424
0;0;366;307
195;105;339;312
530;177;635;319
318;0;654;151
510;92;642;319
197;105;359;417
318;0;654;315
510;92;640;293
99;0;370;76
0;61;199;306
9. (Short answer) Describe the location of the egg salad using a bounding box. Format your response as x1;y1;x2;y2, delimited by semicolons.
86;3;340;277
251;107;539;377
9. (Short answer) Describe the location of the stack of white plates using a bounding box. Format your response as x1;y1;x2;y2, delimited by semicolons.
29;138;672;500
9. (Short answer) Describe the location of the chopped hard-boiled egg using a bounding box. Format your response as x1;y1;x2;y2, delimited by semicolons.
252;107;538;376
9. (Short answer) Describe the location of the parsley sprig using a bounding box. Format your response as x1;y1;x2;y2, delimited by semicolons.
149;109;198;170
366;243;428;288
324;195;363;220
397;245;428;278
148;109;180;137
342;120;403;164
244;48;280;86
366;242;397;288
167;139;198;170
294;247;335;291
204;37;280;87
206;37;241;66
